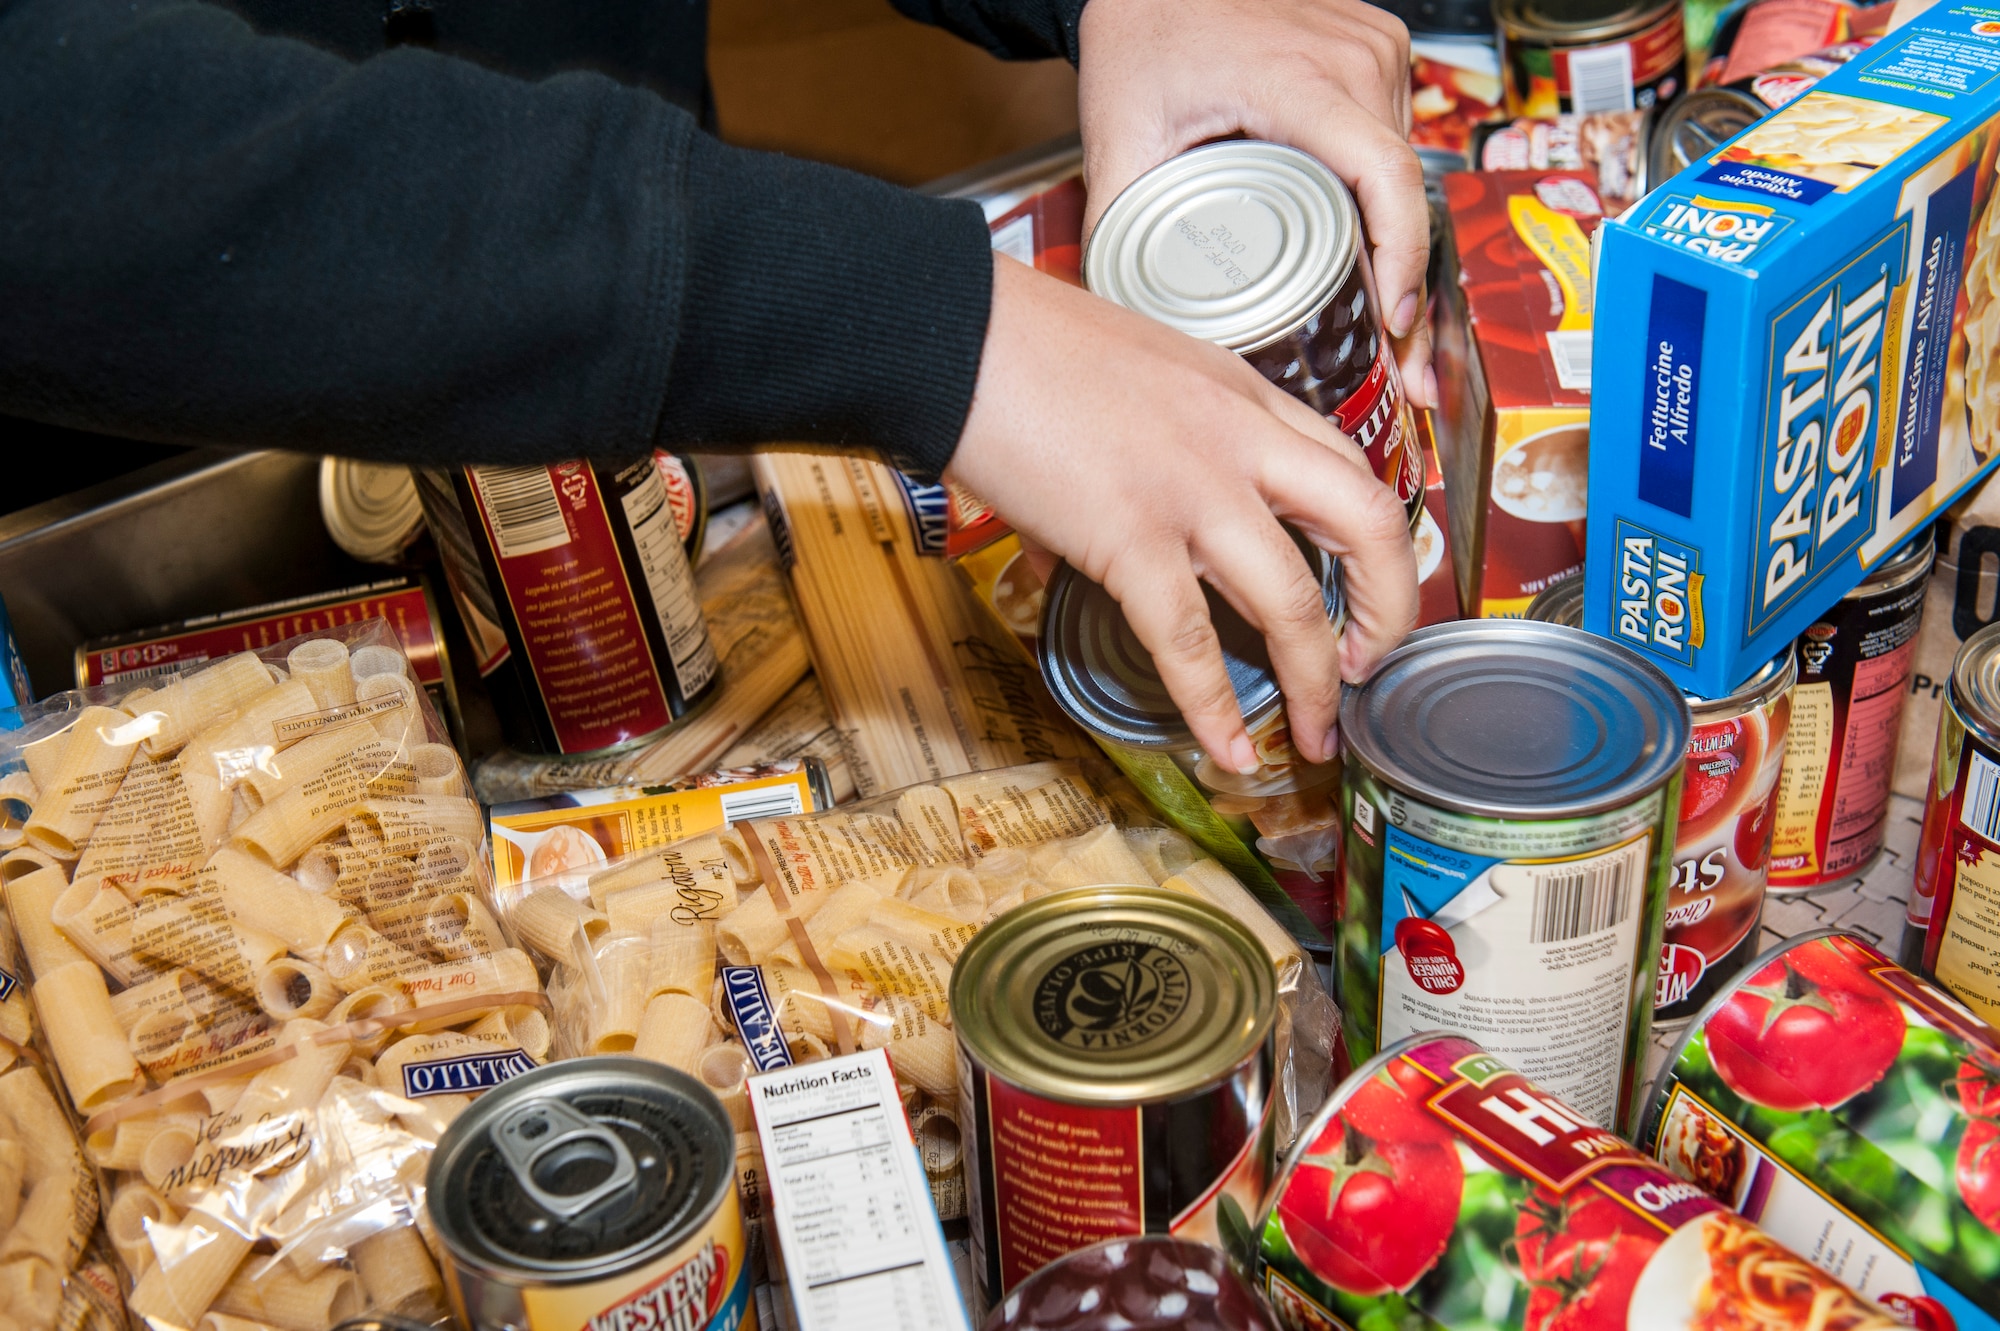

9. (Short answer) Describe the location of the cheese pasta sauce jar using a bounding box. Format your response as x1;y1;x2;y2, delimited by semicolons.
1337;619;1688;1133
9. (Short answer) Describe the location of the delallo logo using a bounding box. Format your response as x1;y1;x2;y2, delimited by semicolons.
1612;520;1704;666
722;966;794;1072
1751;224;1904;633
400;1047;535;1099
0;966;16;1003
890;472;951;556
1655;943;1707;1008
588;1241;729;1331
1639;194;1794;266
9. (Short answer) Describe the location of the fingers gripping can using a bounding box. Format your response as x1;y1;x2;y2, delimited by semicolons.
1643;930;2000;1328
1083;141;1425;528
952;887;1278;1308
1255;1032;1893;1331
428;1057;752;1331
1338;620;1689;1131
1916;619;2000;1020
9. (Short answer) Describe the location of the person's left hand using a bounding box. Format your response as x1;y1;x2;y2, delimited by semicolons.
1074;0;1434;407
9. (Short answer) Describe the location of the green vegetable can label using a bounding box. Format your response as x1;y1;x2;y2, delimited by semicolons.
1642;930;2000;1331
1257;1033;1892;1331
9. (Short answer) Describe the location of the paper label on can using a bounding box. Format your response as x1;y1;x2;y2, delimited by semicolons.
1331;346;1423;511
620;468;718;699
516;1203;754;1331
984;1076;1143;1292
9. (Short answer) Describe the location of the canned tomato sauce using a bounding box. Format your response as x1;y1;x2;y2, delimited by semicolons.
1084;142;1423;527
1338;620;1687;1130
1916;619;2000;1021
1040;533;1344;948
1643;930;2000;1327
414;459;719;756
1256;1032;1891;1331
1530;577;1795;1021
1497;0;1685;117
429;1057;752;1331
1769;537;1931;893
952;887;1277;1307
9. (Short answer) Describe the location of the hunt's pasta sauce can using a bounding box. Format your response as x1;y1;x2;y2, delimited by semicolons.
1768;537;1931;893
1916;619;2000;1021
429;1056;752;1331
1530;577;1796;1022
1643;930;2000;1329
413;459;719;756
1257;1032;1895;1331
1339;620;1687;1133
952;887;1278;1309
1083;142;1424;529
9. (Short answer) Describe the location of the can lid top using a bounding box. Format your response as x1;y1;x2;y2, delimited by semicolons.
1647;90;1773;192
1525;572;1584;628
1955;621;2000;743
1039;531;1342;751
1340;620;1689;819
1083;142;1360;353
1850;532;1935;598
318;458;424;564
1494;0;1678;38
950;886;1277;1105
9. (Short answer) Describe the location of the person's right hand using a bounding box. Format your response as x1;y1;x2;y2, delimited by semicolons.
946;253;1419;777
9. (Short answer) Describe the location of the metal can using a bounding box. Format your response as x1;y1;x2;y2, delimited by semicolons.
319;458;426;564
1915;619;2000;1021
1528;577;1796;1021
981;1236;1279;1331
1642;929;2000;1326
952;887;1278;1307
1256;1032;1891;1331
1472;108;1653;206
1337;620;1688;1131
1083;142;1424;528
413;459;719;756
1768;537;1932;893
1496;0;1686;118
429;1056;752;1331
652;450;710;565
1644;87;1767;190
1039;533;1345;948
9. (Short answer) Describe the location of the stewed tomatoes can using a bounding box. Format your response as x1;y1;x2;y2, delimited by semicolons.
1642;930;2000;1328
1256;1032;1892;1331
952;887;1278;1309
1338;620;1687;1133
1915;619;2000;1023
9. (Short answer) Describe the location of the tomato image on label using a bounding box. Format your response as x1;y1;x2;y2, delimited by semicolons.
1514;1187;1654;1331
1395;916;1466;995
1958;1060;2000;1233
1681;716;1765;841
1708;944;1906;1111
1733;787;1778;872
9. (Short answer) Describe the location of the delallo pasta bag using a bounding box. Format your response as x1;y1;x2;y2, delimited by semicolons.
0;620;546;1331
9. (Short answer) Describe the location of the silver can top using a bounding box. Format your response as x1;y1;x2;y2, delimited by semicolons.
1341;619;1690;819
1083;142;1361;354
1954;620;2000;747
318;457;424;565
1648;89;1766;188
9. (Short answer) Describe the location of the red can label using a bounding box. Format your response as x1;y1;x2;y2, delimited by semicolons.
1333;348;1424;517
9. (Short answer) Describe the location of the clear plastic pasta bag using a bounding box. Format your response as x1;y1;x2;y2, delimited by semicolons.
0;621;548;1330
495;757;1340;1224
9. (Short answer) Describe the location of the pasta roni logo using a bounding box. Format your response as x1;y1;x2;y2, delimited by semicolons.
588;1240;728;1331
1613;521;1704;666
1752;225;1902;631
1638;193;1793;266
722;966;794;1072
400;1047;535;1099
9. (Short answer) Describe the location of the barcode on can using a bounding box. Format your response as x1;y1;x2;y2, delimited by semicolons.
1527;839;1642;943
1963;749;2000;843
1567;42;1636;114
472;465;571;558
720;784;806;824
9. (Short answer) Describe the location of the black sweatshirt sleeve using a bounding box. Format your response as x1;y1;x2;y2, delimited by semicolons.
888;0;1090;63
0;0;996;479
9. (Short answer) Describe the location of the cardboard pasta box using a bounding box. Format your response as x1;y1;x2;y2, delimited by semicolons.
1586;8;2000;696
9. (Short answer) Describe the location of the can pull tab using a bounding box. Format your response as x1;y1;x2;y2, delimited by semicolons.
490;1096;637;1223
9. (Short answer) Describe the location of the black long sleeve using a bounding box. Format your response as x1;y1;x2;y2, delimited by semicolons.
0;0;1014;479
888;0;1089;62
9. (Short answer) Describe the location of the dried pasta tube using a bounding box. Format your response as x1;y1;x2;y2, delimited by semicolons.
867;897;979;959
0;993;26;1053
256;958;338;1020
25;706;141;858
411;892;508;964
36;960;144;1109
132;895;288;994
0;1174;86;1266
107;1181;178;1278
322;922;424;993
0;848;61;886
0;1257;61;1329
200;1314;282;1331
584;943;651;1054
633;993;716;1072
19;724;77;793
644;917;715;1000
129;1008;199;1080
230;761;375;868
5;867;89;975
349;644;407;681
695;1041;752;1097
86;1108;198;1171
238;727;392;814
140;653;276;758
1121;827;1199;884
291;842;362;897
109;969;202;1034
285;639;354;711
887;1023;958;1099
230;1020;351;1135
715;824;761;886
340;857;418;915
409;743;462;796
127;1211;253;1328
603;877;726;935
510;888;607;960
354;671;419;742
911;1106;963;1177
348;794;482;855
401;949;539;1031
327;985;410;1056
468;1006;551;1061
589;834;735;911
1161;860;1304;985
139;1116;203;1190
1043;824;1157;888
207;847;353;953
716;888;825;966
772;881;882;968
352;1224;445;1319
51;874;145;984
0;772;36;853
716;1082;752;1133
212;1261;365;1331
900;866;985;921
413;836;475;884
818;931;952;1023
0;1141;19;1230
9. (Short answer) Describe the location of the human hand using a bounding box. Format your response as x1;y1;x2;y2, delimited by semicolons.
1074;0;1434;406
948;254;1419;773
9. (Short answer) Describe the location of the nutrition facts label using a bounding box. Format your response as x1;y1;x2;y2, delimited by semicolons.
749;1049;969;1331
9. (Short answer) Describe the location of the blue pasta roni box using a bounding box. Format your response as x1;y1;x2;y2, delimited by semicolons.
1587;8;2000;696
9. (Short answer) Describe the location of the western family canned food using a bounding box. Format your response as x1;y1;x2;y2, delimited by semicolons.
1769;537;1930;892
1039;533;1344;947
414;459;719;756
1529;578;1797;1021
429;1056;752;1331
1256;1032;1893;1331
1643;930;2000;1330
1338;620;1687;1130
952;887;1278;1306
1084;142;1424;528
1915;619;2000;1020
982;1237;1279;1331
1496;0;1686;117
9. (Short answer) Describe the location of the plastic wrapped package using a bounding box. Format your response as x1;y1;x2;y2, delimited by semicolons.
494;758;1340;1222
0;1058;103;1331
0;622;547;1330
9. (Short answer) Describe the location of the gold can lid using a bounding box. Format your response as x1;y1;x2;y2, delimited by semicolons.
950;886;1276;1105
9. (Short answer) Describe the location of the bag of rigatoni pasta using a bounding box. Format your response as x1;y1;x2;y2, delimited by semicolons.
0;620;548;1331
494;757;1340;1225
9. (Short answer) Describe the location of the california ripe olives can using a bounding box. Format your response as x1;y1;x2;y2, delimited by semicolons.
1339;620;1687;1131
428;1057;752;1331
1915;619;2000;1021
1643;930;2000;1327
952;887;1278;1307
1255;1032;1893;1331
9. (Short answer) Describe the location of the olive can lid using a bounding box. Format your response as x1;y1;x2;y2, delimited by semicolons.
1083;142;1361;354
319;458;425;565
1851;532;1935;598
950;886;1277;1105
1495;0;1679;40
427;1056;735;1282
1525;572;1584;627
1039;531;1342;749
1340;619;1690;820
1953;620;2000;746
1648;89;1767;188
